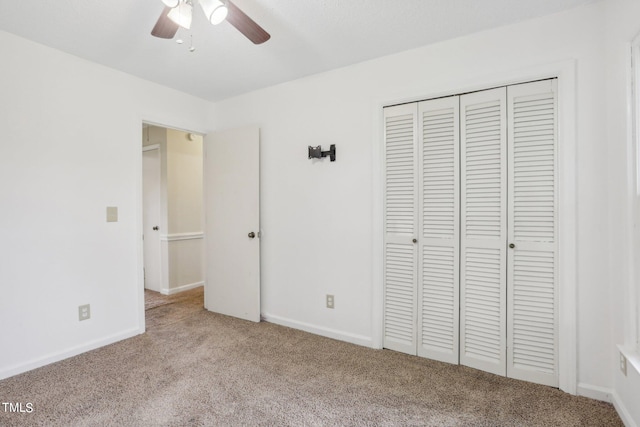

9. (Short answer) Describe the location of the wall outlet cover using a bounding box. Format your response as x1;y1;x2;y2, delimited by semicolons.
106;206;118;222
78;304;91;321
326;294;335;309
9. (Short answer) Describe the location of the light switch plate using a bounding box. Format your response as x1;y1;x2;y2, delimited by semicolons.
106;206;118;222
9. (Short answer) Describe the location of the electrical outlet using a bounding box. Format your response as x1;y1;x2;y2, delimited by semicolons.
106;206;118;222
326;294;334;309
620;352;627;376
78;304;91;321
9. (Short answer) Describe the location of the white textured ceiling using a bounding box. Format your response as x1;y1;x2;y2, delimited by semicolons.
0;0;595;102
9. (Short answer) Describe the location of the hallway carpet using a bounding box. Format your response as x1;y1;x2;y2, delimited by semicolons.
0;288;622;426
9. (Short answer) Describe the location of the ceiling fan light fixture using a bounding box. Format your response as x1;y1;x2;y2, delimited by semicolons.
161;0;180;7
199;0;228;25
167;0;193;29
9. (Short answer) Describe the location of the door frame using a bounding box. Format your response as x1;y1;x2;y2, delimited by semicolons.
372;60;578;394
136;119;208;333
142;144;162;293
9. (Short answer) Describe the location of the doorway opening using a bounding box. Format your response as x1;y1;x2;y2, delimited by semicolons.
142;123;205;323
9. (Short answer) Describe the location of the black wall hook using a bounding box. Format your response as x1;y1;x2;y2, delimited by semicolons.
308;144;336;162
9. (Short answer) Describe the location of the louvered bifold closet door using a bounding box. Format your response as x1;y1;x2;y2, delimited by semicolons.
383;104;419;355
506;79;559;387
417;97;460;364
459;88;508;376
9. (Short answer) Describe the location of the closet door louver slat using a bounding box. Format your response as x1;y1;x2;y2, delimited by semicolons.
383;104;419;355
460;88;507;376
507;80;558;387
417;97;460;363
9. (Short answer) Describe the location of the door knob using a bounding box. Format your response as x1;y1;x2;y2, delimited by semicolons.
509;243;515;249
412;238;417;243
153;226;159;231
248;231;256;239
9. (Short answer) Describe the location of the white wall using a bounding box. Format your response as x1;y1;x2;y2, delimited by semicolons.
604;0;640;425
142;126;204;295
209;0;613;396
166;129;203;236
165;129;204;294
2;3;639;425
0;30;211;379
143;125;166;147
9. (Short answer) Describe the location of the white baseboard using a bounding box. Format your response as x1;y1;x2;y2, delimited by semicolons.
577;382;613;402
161;281;204;295
612;389;638;427
261;313;373;348
0;327;143;380
550;383;637;426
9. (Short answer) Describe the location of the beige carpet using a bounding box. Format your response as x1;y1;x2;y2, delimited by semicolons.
144;287;203;311
0;287;622;426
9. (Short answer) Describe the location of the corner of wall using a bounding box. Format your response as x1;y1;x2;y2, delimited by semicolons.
577;382;613;402
262;313;374;349
0;328;143;381
613;346;640;426
612;388;639;427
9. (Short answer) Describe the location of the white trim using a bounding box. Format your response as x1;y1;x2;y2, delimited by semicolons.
371;103;384;349
556;61;579;395
160;232;204;242
612;389;639;427
135;123;147;345
142;144;160;152
141;118;207;138
629;35;640;355
262;313;374;348
0;327;142;380
577;383;613;403
371;59;578;394
160;281;204;296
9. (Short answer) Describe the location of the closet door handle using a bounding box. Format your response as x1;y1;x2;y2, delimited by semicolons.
509;243;515;249
412;238;417;244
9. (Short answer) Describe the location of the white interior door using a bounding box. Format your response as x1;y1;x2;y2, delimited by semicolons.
506;79;558;387
204;126;260;322
417;96;460;364
143;147;162;292
459;87;508;376
383;103;419;355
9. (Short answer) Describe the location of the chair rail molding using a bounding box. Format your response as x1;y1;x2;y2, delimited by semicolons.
160;232;204;242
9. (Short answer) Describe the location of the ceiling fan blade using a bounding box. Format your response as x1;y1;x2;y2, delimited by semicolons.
151;6;179;39
226;1;271;45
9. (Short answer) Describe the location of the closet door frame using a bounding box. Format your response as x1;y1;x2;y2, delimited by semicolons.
372;61;578;395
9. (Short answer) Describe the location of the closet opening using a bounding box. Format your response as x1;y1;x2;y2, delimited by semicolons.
382;78;559;388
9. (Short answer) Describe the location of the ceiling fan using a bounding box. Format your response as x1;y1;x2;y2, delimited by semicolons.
151;0;270;45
